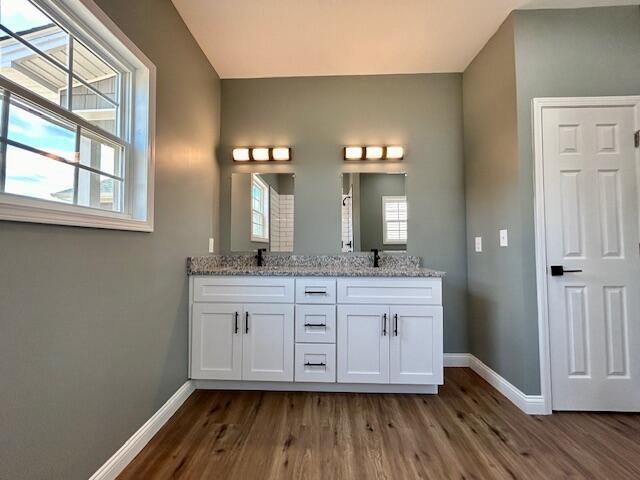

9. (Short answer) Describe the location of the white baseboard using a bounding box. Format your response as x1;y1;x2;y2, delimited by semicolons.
89;381;195;480
445;353;548;415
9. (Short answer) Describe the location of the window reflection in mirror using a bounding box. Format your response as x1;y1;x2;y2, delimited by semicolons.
231;173;295;252
341;173;407;253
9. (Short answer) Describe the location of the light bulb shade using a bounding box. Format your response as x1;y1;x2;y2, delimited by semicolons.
272;147;290;161
386;146;404;159
365;146;384;160
344;146;363;160
232;148;250;161
251;148;270;161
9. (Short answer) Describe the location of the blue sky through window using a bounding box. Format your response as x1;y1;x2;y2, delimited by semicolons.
0;0;55;33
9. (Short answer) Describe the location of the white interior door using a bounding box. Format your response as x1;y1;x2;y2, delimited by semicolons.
542;102;640;411
191;303;242;380
389;306;443;385
242;303;294;381
337;305;389;383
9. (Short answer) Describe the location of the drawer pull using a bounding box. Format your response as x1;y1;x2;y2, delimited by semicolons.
305;290;327;295
304;362;326;367
304;322;326;327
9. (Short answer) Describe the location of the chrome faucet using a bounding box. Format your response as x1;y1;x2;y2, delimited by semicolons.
256;248;267;267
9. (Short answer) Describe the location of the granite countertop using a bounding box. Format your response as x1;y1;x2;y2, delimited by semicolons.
187;254;445;278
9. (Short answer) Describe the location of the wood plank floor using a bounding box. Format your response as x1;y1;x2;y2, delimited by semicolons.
118;368;640;479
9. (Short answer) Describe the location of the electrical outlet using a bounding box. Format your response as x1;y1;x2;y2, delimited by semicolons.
499;229;508;247
208;237;214;253
474;236;482;253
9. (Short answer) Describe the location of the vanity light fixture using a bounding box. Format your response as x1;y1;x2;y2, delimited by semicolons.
232;147;293;162
252;148;270;161
271;147;291;161
365;146;384;160
232;148;251;161
343;145;404;161
344;146;364;160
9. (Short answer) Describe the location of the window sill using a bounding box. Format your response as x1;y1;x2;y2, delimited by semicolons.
0;193;153;232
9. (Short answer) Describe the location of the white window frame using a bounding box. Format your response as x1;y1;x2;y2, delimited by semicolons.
382;195;407;244
0;0;156;231
250;174;269;243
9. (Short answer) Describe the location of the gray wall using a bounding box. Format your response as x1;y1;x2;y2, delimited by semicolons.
463;6;640;395
463;16;533;393
359;173;406;251
219;74;468;353
0;1;221;478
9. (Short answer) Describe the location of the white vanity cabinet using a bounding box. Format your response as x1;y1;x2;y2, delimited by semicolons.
190;274;443;393
190;277;294;382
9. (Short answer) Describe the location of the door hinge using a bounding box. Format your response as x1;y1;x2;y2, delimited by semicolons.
634;130;640;148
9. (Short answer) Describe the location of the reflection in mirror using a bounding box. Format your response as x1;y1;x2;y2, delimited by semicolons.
231;173;295;252
341;173;407;253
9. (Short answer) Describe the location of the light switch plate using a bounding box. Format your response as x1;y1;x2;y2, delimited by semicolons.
208;237;214;253
499;229;508;247
474;236;482;253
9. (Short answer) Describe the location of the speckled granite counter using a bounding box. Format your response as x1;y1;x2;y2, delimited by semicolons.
187;254;445;278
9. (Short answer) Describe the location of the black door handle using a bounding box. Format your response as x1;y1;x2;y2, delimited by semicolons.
235;312;239;334
304;323;326;327
550;265;583;276
393;314;398;336
382;313;387;336
245;311;249;333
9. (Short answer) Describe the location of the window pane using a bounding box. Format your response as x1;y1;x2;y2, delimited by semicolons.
79;130;121;177
7;97;76;161
72;39;117;94
0;0;69;64
0;41;69;106
5;145;75;202
77;171;121;212
71;94;116;135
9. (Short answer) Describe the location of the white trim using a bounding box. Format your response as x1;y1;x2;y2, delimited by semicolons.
443;353;471;367
89;381;195;480
445;353;546;414
193;380;437;394
468;355;547;415
532;96;640;416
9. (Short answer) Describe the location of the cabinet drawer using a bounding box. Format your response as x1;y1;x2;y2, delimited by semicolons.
193;276;294;303
295;278;336;304
337;278;441;305
295;305;336;343
295;343;336;383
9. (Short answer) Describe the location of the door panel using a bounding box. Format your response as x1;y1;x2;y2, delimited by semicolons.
191;303;242;380
337;305;389;384
543;104;640;411
242;303;294;381
390;306;443;385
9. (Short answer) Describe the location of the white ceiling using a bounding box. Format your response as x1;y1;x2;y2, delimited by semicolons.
171;0;639;79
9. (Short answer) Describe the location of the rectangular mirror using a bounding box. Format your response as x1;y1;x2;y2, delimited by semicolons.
341;173;407;253
230;173;295;252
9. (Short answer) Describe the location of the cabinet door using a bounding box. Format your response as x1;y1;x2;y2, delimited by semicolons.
390;306;443;385
191;303;242;380
242;303;294;381
337;305;390;384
